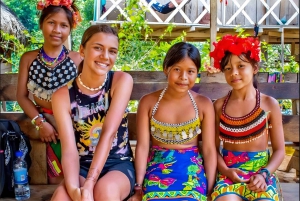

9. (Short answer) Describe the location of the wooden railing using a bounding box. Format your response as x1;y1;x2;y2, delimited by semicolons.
94;0;299;27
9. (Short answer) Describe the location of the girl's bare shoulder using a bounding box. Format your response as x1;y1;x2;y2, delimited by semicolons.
21;49;39;60
19;49;39;70
68;51;81;66
260;93;279;111
139;89;163;107
213;96;227;111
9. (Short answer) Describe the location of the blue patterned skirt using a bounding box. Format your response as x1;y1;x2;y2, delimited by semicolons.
142;146;207;201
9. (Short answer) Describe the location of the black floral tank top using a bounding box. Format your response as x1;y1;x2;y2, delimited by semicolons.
68;71;133;162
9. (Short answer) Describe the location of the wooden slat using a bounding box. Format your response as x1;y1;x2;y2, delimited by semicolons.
2;112;298;142
1;82;299;101
131;82;299;100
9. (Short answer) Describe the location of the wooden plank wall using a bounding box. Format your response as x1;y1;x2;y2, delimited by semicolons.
0;72;299;142
0;71;298;184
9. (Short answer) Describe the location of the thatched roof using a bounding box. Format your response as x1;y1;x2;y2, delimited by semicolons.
0;0;28;44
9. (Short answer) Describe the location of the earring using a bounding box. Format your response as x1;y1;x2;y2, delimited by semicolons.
80;56;84;60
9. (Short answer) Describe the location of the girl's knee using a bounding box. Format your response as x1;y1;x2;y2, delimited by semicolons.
51;185;71;201
94;182;121;200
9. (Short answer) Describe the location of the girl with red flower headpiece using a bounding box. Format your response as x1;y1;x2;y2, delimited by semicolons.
209;35;284;201
17;0;82;184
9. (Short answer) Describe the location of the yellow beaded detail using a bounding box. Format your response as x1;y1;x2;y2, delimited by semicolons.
150;87;201;144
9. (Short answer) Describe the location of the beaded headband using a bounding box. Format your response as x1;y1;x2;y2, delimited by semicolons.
37;0;82;28
209;35;260;70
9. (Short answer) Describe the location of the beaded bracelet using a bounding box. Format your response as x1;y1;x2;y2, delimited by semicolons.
35;118;46;131
31;114;44;125
258;168;271;182
134;184;143;195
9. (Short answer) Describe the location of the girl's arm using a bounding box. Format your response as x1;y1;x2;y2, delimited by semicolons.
134;95;151;194
199;96;217;196
264;96;285;173
17;52;41;120
83;72;133;188
52;86;80;199
17;52;58;143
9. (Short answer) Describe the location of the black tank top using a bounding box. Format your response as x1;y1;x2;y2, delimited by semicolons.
68;71;133;162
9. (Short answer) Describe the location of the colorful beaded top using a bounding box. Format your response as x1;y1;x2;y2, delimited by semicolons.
150;87;202;144
27;46;77;102
219;89;271;144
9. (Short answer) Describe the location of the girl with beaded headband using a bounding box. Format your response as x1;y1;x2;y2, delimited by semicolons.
209;35;285;201
51;24;135;201
16;0;82;184
129;42;217;201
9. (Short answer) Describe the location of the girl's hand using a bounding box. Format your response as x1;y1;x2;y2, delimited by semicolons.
247;174;267;192
70;187;81;201
39;122;58;143
224;168;250;183
128;191;143;201
80;187;94;201
80;180;95;201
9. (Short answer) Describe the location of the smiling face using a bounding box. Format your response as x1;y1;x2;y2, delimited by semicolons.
223;54;258;90
79;32;119;76
164;57;198;92
40;9;71;47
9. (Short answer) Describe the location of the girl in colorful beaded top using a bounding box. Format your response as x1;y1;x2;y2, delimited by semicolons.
51;24;135;201
130;42;217;201
209;35;285;201
16;0;82;184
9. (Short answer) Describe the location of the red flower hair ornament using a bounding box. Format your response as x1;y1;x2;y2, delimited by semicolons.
209;35;260;70
37;0;82;28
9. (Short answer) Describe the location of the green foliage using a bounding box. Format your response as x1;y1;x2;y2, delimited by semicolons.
0;31;43;73
3;0;39;32
259;42;299;73
114;0;186;71
82;0;95;21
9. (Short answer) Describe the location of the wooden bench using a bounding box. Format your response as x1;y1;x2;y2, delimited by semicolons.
0;71;299;201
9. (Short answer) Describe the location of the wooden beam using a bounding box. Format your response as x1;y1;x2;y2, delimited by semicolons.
268;31;299;38
210;0;217;67
1;113;298;142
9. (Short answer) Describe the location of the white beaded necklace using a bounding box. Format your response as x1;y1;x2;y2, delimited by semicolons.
78;73;108;91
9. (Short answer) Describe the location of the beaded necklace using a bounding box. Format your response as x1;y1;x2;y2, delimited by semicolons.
78;73;108;91
40;46;65;66
219;89;271;144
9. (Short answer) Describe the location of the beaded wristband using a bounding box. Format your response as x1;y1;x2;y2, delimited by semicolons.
35;118;46;131
134;183;142;187
258;168;270;182
31;114;44;125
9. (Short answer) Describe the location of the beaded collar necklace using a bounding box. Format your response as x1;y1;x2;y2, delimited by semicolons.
78;73;108;91
40;46;65;66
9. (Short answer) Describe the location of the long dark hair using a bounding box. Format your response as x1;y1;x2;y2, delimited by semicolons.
163;42;201;71
220;51;259;88
77;24;119;74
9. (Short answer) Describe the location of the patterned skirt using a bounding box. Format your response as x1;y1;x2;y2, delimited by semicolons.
211;149;280;201
142;146;207;201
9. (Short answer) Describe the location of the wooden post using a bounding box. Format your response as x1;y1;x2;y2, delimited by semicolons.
63;35;72;50
292;100;299;115
210;0;217;67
